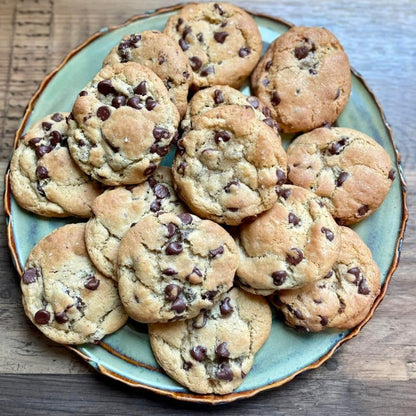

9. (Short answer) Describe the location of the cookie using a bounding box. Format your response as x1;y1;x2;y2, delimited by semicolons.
117;212;238;323
148;287;272;394
102;30;193;118
272;226;381;331
251;26;351;133
172;105;287;226
286;127;395;224
9;112;103;217
20;223;128;345
181;84;280;134
164;2;262;90
68;62;180;186
85;166;187;279
236;185;341;295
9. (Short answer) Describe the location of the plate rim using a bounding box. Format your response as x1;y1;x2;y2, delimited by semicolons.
3;2;409;405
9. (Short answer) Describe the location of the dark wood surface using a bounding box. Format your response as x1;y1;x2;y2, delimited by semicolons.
0;0;415;414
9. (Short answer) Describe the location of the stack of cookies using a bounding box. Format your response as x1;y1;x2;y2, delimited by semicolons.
10;2;395;395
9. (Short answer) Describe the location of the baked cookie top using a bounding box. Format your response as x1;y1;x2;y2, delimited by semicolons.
172;105;287;225
149;287;272;394
272;226;381;331
237;185;341;295
286;127;395;224
68;62;180;186
181;84;280;134
10;112;103;218
164;2;262;89
251;26;351;133
117;212;238;323
103;30;193;118
20;223;127;345
85;166;187;279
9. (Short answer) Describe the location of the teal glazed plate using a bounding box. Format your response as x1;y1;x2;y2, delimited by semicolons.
4;4;408;404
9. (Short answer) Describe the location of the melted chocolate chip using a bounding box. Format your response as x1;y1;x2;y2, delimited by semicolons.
321;227;335;241
214;31;229;44
133;81;147;96
55;311;69;324
190;345;207;361
179;38;189;51
145;97;157;111
336;171;349;187
34;309;50;325
178;213;193;225
271;91;281;106
357;205;369;216
276;169;286;185
215;342;230;358
171;297;186;313
22;268;38;284
127;96;142;110
85;276;100;290
214;130;231;144
200;66;215;77
239;46;251;57
214;89;224;104
51;113;63;122
35;165;49;179
358;278;370;295
97;106;111;121
388;169;395;180
209;246;224;258
143;162;157;177
154;184;170;199
286;248;304;266
216;363;233;381
97;80;115;95
42;122;52;131
288;212;301;226
153;127;170;141
165;284;181;301
329;138;347;155
272;270;287;286
166;241;183;255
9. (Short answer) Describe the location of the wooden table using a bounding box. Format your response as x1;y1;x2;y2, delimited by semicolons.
0;0;414;414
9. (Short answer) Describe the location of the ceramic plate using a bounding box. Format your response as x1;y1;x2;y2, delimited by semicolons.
4;4;408;404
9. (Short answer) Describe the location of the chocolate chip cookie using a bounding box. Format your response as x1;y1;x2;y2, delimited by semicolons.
9;112;103;217
117;212;238;323
236;185;341;295
20;223;128;345
85;166;187;279
68;62;180;186
164;2;262;89
272;226;381;331
172;105;287;226
103;30;193;118
286;127;395;224
181;84;280;134
251;26;351;133
148;287;272;394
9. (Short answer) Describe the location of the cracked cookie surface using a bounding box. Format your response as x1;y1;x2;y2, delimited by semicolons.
20;223;128;345
172;105;287;226
236;185;341;295
272;226;381;331
286;126;395;224
10;112;103;217
85;166;187;279
68;62;180;186
117;212;238;323
163;2;262;89
148;287;272;394
103;30;193;118
251;26;351;133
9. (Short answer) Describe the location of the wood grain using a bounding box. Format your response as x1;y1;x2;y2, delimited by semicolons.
1;0;415;413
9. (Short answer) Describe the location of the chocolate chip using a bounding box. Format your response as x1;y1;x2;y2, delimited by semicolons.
294;45;310;60
178;213;193;225
209;246;224;258
79;90;88;96
264;118;280;131
177;161;187;175
85;276;100;290
150;144;170;156
202;290;218;301
166;223;177;238
288;212;301;226
276;187;291;200
153;127;170;141
158;55;167;65
200;66;215;77
271;91;281;106
35;166;49;181
214;3;224;14
145;97;157;111
321;227;335;241
165;284;181;301
309;68;317;75
329;138;347;155
183;361;193;371
22;268;38;284
55;311;69;324
320;315;329;326
129;34;141;45
324;270;334;279
216;363;233;381
35;145;53;158
182;26;192;39
97;80;115;95
276;169;286;185
183;70;190;79
358;278;370;295
162;268;178;276
214;130;231;144
239;46;251;57
215;342;230;358
214;89;224;104
197;32;204;43
286;248;304;266
336;171;349;187
166;241;183;255
154;184;170;199
133;81;147;96
143;162;157;177
388;169;395;180
34;309;50;325
118;40;128;51
192;312;208;329
224;181;239;193
294;309;304;320
51;113;63;122
220;297;233;316
357;205;369;216
334;88;341;100
244;97;258;110
190;345;207;361
348;267;361;283
272;270;287;286
97;106;111;121
191;266;202;277
179;38;189;51
36;182;45;197
150;200;161;212
177;138;186;155
127;96;142;110
42;122;52;131
214;31;229;44
50;130;62;146
171;297;186;313
175;18;184;32
265;60;273;71
28;137;41;148
228;207;239;212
